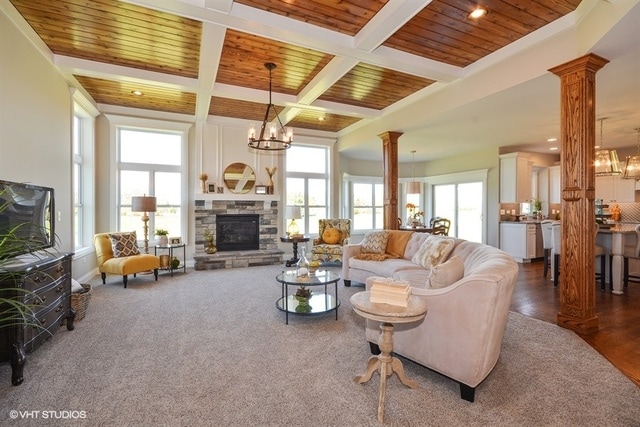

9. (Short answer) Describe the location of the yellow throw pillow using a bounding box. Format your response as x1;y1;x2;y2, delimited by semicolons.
322;228;342;244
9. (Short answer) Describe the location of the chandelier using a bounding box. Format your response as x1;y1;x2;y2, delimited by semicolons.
594;117;621;176
247;62;293;151
622;127;640;180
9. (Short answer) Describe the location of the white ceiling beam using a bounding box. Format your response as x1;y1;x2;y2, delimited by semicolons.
195;22;226;120
54;55;198;90
354;0;432;52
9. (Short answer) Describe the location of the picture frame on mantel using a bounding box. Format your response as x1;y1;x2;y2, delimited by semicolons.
207;183;216;193
255;185;267;194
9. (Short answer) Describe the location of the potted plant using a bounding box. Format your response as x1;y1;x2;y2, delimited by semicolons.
155;228;169;246
0;190;43;333
294;286;312;313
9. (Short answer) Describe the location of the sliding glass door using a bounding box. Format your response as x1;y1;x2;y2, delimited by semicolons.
433;181;483;242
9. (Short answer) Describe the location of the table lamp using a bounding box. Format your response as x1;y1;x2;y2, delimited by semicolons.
131;195;157;254
286;206;302;237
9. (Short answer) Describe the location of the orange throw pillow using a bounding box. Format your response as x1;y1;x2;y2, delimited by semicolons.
322;228;342;244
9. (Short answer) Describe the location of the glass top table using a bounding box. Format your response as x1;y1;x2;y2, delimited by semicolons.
275;270;341;324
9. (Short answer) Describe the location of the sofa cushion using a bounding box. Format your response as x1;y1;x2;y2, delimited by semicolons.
386;230;414;257
429;255;464;288
403;232;430;260
322;227;342;244
360;230;389;254
350;257;421;277
109;232;140;257
412;235;455;269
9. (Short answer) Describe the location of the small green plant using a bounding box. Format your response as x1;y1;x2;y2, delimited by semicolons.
155;228;169;236
0;187;44;332
533;199;542;213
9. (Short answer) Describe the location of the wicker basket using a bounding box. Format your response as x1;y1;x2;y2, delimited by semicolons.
71;284;92;321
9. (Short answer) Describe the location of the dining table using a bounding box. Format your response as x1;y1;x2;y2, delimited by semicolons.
398;226;433;233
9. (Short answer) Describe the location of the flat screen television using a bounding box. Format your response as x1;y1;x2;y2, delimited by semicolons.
0;180;55;260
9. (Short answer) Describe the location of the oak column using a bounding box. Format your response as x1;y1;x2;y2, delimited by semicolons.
379;132;402;230
549;53;609;335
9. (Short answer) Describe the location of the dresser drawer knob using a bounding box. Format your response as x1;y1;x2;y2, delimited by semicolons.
56;304;64;313
38;318;47;326
56;285;63;293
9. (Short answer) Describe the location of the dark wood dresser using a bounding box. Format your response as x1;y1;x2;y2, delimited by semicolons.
0;253;75;385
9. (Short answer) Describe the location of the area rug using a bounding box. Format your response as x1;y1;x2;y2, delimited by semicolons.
0;265;638;426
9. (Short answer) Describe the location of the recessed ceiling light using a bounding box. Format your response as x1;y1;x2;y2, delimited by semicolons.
131;90;144;96
317;116;326;122
550;147;559;151
468;7;487;19
547;137;557;142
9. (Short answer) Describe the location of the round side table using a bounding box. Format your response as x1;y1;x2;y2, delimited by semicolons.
350;291;427;423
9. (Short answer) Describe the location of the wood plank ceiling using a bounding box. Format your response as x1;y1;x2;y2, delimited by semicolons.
9;0;581;133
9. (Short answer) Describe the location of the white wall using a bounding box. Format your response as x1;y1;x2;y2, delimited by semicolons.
0;11;83;270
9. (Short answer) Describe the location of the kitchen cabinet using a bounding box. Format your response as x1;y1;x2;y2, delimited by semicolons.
499;222;543;263
596;175;635;203
499;153;532;203
549;165;561;204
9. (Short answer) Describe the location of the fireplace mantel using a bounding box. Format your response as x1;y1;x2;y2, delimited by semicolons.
196;192;280;202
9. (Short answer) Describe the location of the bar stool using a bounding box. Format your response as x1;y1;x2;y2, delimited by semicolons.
540;220;553;277
623;224;640;287
552;222;607;289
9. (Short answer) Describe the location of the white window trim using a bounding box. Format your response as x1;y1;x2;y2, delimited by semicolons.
71;88;98;258
105;115;191;233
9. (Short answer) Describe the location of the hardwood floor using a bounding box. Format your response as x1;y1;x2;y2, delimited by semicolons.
510;261;640;387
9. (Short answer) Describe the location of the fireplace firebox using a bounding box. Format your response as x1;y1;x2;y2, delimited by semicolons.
216;214;260;251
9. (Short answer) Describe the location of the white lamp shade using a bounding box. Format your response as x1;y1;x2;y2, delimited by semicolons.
286;206;302;219
131;196;157;213
406;181;421;194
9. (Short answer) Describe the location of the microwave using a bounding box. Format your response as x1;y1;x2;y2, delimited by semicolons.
520;202;532;215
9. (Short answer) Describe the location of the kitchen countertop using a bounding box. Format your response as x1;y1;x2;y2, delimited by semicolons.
597;223;638;233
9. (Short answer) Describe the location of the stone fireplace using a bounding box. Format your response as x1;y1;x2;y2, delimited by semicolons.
193;199;283;270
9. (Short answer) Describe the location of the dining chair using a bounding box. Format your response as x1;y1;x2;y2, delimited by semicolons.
429;217;451;236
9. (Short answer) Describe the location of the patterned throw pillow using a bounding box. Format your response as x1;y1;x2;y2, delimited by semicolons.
412;235;455;269
322;227;342;244
361;230;390;254
429;255;464;288
109;231;140;258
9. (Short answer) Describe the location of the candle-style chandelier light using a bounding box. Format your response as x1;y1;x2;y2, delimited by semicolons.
247;62;293;151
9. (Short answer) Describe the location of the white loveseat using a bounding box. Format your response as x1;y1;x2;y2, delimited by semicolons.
342;231;518;402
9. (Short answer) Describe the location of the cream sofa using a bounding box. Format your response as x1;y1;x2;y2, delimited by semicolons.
342;231;518;402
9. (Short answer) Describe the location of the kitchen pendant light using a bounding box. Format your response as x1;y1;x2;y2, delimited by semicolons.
406;150;421;194
594;118;622;176
247;62;293;151
622;127;640;180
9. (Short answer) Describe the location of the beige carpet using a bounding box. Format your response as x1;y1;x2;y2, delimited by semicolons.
1;265;639;426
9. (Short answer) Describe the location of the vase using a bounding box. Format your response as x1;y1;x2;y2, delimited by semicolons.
205;242;217;254
201;179;207;193
158;235;168;246
295;295;312;313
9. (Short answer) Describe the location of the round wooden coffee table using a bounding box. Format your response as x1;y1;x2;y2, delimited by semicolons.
350;291;428;423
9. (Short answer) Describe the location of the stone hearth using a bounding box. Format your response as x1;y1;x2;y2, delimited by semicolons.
193;199;283;270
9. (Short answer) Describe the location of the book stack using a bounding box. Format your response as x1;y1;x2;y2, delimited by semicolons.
370;278;411;307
